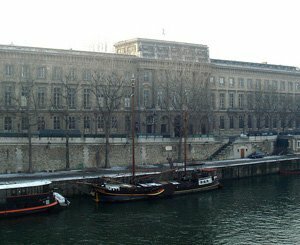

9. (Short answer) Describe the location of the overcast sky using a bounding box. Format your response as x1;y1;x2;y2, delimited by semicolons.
1;0;299;67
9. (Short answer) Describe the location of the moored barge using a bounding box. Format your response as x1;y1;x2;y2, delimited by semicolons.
0;180;69;217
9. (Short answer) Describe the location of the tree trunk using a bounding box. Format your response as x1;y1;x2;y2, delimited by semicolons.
66;133;70;170
104;132;110;168
28;123;33;173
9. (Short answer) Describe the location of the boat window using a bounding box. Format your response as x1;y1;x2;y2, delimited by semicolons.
6;189;11;197
43;185;49;192
0;190;6;203
11;189;16;196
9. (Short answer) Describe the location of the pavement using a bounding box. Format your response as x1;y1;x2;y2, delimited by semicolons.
0;155;298;183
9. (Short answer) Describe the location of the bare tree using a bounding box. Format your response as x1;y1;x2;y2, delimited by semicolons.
155;61;213;161
58;72;82;170
16;74;40;173
91;58;130;168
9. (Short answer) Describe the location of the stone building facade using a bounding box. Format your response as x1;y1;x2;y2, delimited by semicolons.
1;38;300;137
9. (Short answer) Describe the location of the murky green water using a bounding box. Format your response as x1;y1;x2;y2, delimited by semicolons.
1;175;300;244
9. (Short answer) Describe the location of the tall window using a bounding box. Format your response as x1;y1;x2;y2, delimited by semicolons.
280;81;286;91
229;94;234;108
97;116;104;132
125;115;130;132
288;82;294;91
229;116;234;129
157;91;163;108
124;97;130;108
68;116;76;129
37;66;46;79
111;116;117;130
219;77;225;86
82;69;91;81
219;93;225;109
84;116;90;130
83;89;91;109
210;76;215;84
4;86;13;106
4;117;12;131
211;93;216;109
265;116;269;128
144;71;150;82
238;94;244;109
21;86;28;107
239;78;244;88
247;94;253;109
272;80;278;90
256;79;261;89
37;116;45;130
220;116;225;129
5;64;13;76
264;80;270;90
53;116;60;129
96;87;104;108
68;88;76;109
69;68;76;81
53;87;61;108
21;65;29;78
273;117;277;128
143;89;150;108
247;79;253;89
248;115;252;128
21;117;28;130
53;67;62;80
37;87;46;108
229;78;235;87
239;116;244;129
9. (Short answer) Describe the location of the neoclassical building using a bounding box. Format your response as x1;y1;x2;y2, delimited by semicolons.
1;38;300;137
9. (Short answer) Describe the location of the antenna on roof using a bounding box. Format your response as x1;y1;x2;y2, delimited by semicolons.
162;28;166;37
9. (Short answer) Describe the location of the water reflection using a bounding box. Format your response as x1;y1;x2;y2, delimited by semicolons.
1;175;300;244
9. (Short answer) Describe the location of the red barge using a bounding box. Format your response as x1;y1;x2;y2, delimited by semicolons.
0;180;69;217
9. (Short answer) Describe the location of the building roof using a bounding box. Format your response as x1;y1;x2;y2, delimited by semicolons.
0;44;133;59
114;38;208;49
211;59;300;73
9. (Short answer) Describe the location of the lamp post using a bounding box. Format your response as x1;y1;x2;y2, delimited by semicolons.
131;75;135;182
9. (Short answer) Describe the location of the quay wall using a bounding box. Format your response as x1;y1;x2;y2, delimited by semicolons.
52;158;300;197
0;136;275;174
0;136;221;173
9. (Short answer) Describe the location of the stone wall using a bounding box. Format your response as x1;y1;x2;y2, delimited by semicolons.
0;137;221;173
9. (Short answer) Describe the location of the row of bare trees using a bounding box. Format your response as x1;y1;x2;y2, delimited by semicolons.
7;58;132;172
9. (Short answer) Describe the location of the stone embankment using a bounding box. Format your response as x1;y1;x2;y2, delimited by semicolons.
0;156;298;197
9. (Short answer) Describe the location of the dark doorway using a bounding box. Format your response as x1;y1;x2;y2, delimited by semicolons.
146;124;152;134
174;115;181;137
201;124;207;134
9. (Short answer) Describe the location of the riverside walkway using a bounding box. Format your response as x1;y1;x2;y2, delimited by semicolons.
0;155;298;184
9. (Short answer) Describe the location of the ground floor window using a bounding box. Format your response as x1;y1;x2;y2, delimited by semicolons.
4;117;12;131
53;116;60;130
84;116;90;129
229;116;234;129
68;116;76;129
220;116;225;129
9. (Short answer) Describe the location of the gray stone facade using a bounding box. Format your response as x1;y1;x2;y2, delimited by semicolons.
0;38;299;172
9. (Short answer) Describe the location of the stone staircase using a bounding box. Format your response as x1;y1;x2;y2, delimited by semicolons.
209;136;237;161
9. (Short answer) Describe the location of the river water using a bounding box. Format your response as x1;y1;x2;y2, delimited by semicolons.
1;174;300;245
